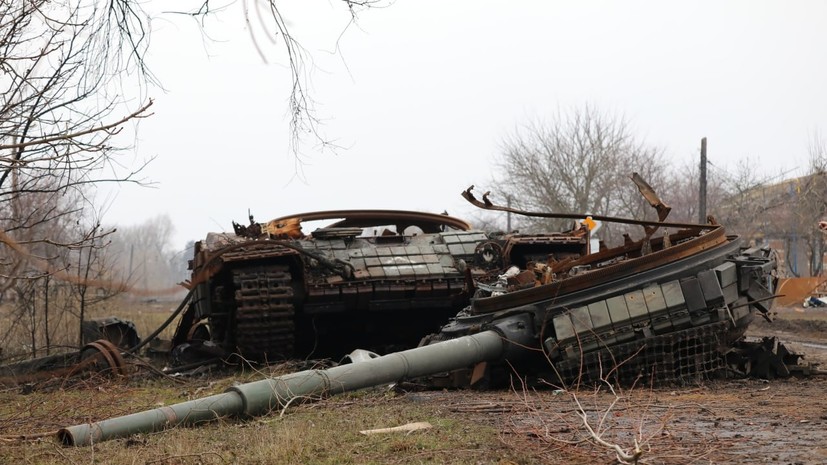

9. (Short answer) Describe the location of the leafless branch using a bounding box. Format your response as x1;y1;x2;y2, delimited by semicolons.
494;104;667;245
164;0;384;161
0;100;153;152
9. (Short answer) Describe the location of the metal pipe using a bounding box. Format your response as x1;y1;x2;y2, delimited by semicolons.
58;330;505;446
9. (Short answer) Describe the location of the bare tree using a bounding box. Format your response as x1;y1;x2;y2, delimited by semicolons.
69;219;126;346
709;147;827;278
0;0;154;243
0;1;152;355
665;157;728;224
0;1;384;356
0;182;82;356
777;134;827;276
712;158;781;241
493;105;668;244
105;214;183;296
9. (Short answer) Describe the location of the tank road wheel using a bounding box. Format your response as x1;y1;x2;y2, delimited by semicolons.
232;264;296;361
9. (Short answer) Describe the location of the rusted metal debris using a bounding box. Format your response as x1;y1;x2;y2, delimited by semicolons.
10;173;811;392
422;183;786;387
81;316;139;349
727;336;809;378
0;318;137;388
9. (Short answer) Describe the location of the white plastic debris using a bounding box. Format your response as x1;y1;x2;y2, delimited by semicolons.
359;422;433;435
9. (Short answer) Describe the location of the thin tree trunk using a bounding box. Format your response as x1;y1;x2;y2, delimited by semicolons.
44;275;50;355
29;286;36;358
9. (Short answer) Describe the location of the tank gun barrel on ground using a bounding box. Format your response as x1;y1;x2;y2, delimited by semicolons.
59;329;515;446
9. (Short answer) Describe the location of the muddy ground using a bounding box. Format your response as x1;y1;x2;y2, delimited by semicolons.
453;306;827;464
409;376;827;464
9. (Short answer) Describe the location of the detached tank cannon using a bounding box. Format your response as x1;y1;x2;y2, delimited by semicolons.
59;327;522;446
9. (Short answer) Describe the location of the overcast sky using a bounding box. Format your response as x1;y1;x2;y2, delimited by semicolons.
99;0;827;249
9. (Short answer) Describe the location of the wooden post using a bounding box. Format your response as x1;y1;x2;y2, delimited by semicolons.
699;137;707;224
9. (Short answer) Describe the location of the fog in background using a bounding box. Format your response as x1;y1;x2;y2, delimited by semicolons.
98;1;827;248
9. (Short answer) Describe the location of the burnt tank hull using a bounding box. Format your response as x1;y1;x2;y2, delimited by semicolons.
173;210;590;362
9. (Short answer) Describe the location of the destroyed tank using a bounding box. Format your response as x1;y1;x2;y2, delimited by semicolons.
60;177;790;446
171;209;593;362
61;214;783;445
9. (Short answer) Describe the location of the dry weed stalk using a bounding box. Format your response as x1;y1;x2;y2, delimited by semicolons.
569;380;643;464
505;333;680;464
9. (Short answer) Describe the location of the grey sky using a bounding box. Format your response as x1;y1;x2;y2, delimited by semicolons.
100;0;827;248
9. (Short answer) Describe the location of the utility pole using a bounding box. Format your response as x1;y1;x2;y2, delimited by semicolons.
699;137;707;224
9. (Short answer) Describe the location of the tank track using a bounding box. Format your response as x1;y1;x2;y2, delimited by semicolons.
232;264;296;361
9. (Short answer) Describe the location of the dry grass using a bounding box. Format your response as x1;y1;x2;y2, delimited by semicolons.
0;296;181;361
0;293;538;465
5;375;827;465
0;377;539;465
